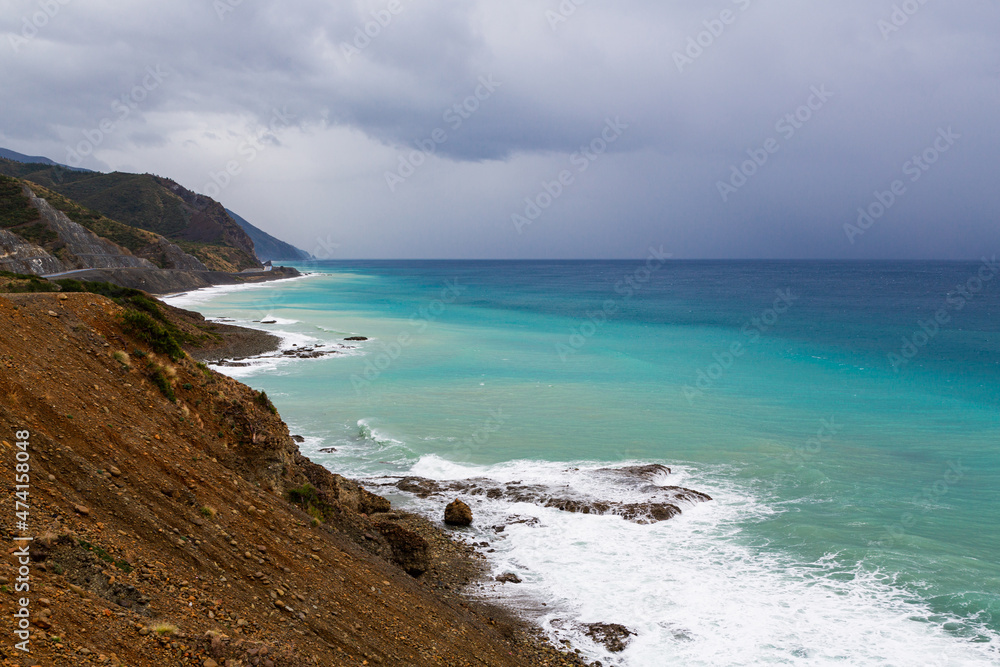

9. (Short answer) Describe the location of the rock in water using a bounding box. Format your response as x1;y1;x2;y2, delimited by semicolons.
584;623;636;653
444;499;473;526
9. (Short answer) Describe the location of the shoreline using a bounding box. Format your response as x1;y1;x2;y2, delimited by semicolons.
152;274;609;664
0;288;596;666
155;279;719;664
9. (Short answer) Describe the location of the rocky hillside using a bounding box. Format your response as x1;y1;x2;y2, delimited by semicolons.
0;174;211;274
0;288;592;667
0;176;158;275
0;160;260;272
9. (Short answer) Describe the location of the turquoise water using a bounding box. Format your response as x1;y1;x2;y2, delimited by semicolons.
166;260;1000;666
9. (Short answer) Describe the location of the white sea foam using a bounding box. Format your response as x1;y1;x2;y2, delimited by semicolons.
257;315;300;325
203;322;360;379
372;456;999;667
159;272;315;309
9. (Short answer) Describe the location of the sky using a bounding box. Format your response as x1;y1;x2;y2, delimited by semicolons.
1;0;998;260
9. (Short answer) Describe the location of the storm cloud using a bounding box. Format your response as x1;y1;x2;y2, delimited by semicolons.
1;0;998;259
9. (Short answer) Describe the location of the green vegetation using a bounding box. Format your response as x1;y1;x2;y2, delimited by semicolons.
148;364;177;402
0;175;41;229
123;310;184;361
0;271;60;293
175;240;260;273
0;161;263;272
19;181;165;262
113;350;132;369
77;538;133;573
288;483;318;506
12;221;57;246
151;623;178;636
256;390;278;414
54;279;205;357
287;482;330;523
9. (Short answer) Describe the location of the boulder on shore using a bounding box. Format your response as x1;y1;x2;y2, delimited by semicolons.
584;623;636;653
444;499;473;526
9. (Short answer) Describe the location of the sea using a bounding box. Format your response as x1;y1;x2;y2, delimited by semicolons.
163;259;1000;666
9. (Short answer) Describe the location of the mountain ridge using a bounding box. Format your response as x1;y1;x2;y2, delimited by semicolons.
226;208;312;262
0;149;312;272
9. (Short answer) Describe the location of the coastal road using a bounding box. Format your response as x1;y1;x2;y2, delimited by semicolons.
41;268;102;278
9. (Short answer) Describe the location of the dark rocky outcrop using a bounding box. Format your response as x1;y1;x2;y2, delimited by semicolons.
374;521;430;576
445;499;474;526
389;468;711;526
26;188;157;271
134;237;210;271
496;572;522;584
0;227;65;274
584;623;635;653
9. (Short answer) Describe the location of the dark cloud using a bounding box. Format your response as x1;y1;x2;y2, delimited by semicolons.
0;0;998;258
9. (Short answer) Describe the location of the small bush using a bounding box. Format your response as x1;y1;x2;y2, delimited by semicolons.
113;350;131;369
287;483;318;507
122;310;184;361
200;506;216;518
149;366;176;402
151;623;178;636
77;538;132;573
0;176;41;228
256;390;277;414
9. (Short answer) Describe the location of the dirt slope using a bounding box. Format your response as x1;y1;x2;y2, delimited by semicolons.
0;293;590;667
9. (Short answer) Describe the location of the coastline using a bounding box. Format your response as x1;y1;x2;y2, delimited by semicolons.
0;285;594;666
49;265;306;297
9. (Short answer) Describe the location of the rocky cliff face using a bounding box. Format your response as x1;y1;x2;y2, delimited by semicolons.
133;237;209;271
0;162;262;272
26;188;157;271
0;227;65;274
0;291;589;667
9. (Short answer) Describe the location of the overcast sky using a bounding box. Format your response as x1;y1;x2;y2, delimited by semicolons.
1;0;998;259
